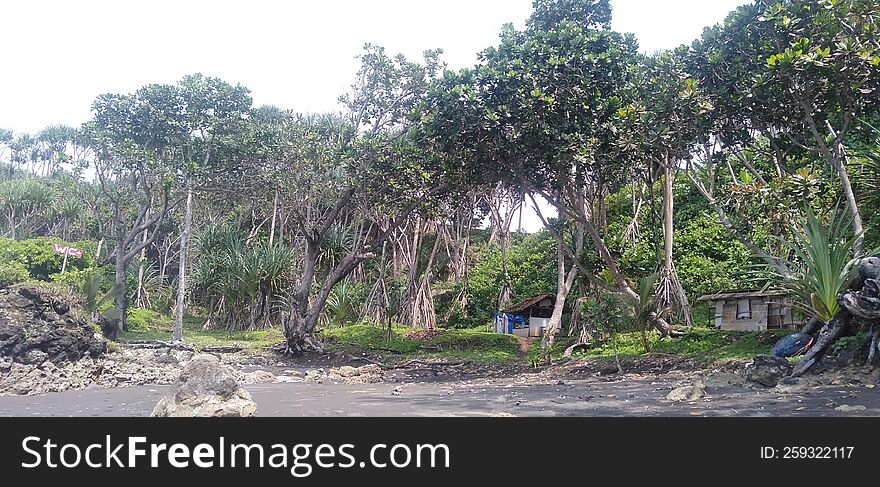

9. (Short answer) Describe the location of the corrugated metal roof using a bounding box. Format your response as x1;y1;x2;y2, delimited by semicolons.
502;294;555;314
696;289;790;302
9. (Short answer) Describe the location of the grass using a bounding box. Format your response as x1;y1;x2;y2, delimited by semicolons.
120;308;284;349
530;327;793;365
323;324;521;365
119;307;793;366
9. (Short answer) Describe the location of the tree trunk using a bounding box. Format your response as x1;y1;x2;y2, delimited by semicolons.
539;212;584;363
833;152;864;258
284;250;365;353
173;184;193;343
110;236;128;340
134;228;149;309
269;187;279;247
498;230;512;311
658;158;692;326
791;310;851;377
540;239;579;363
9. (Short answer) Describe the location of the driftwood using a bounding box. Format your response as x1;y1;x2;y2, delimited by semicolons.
121;341;243;354
563;342;592;358
123;340;196;351
791;258;880;377
351;356;471;370
200;345;244;353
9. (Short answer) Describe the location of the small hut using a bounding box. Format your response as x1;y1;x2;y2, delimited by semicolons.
696;290;798;331
494;294;556;337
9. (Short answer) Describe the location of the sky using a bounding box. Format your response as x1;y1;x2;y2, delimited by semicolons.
0;0;750;231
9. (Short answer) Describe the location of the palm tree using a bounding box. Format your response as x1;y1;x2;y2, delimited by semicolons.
619;272;671;353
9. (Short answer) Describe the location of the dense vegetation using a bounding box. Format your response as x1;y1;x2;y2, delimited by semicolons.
1;0;878;365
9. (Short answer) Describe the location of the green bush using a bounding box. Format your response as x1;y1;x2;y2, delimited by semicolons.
126;307;171;332
0;236;97;280
0;260;30;287
464;231;558;326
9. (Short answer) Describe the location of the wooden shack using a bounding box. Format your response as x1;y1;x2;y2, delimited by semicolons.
697;290;798;331
494;294;556;337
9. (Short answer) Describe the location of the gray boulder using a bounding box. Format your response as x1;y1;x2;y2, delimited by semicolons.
745;355;793;387
151;354;256;417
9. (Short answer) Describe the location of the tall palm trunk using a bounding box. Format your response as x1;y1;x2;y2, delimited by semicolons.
173;183;193;342
658;156;692;327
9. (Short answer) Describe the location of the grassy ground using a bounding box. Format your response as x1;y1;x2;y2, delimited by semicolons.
530;327;792;365
121;308;284;349
322;325;521;365
119;307;791;366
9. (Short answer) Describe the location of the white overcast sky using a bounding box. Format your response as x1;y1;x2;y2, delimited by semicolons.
1;0;749;231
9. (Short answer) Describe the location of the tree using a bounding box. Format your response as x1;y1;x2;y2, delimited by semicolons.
616;51;715;326
170;74;252;342
421;0;687;361
87;83;182;339
224;45;449;353
686;0;880;273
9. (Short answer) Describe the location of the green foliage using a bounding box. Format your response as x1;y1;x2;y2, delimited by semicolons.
0;236;97;280
321;280;365;328
0;260;30;286
120;312;285;348
190;223;295;329
464;231;557;326
675;212;753;297
126;307;170;333
324;324;520;364
0;178;53;238
771;206;865;321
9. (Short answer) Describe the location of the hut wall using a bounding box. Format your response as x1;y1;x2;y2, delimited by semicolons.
718;298;769;331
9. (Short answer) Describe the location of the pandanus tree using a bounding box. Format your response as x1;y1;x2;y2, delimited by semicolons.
421;0;686;362
615;50;716;327
228;45;450;353
190;223;295;330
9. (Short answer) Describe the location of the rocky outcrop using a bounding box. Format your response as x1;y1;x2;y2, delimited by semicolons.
151;354;256;417
0;285;106;365
1;347;187;395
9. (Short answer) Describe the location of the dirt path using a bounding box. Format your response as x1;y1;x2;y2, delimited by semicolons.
2;369;879;417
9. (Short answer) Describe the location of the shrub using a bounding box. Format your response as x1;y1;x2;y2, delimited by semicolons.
0;236;97;280
0;260;30;287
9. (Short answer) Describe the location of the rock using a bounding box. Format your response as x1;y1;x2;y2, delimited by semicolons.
835;404;867;412
243;370;277;384
0;285;106;365
703;371;745;389
774;376;811;394
22;349;49;365
333;365;360;377
175;350;194;363
745;355;793;387
822;339;870;369
326;364;384;383
151;354;256;417
666;381;706;402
